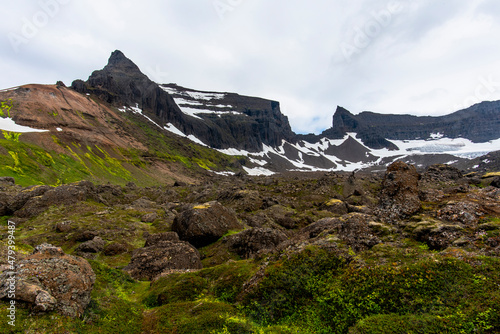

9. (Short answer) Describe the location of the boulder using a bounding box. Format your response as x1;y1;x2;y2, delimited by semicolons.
14;182;97;218
378;161;420;221
491;176;500;188
321;199;348;215
0;244;95;317
55;220;73;233
422;164;463;183
301;213;380;252
75;237;106;253
407;220;463;250
144;232;180;247
103;242;130;256
172;201;244;248
437;201;482;227
9;185;51;212
0;177;15;184
141;212;158;223
224;228;288;259
74;230;98;242
124;240;202;281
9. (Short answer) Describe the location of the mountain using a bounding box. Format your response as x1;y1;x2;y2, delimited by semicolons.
71;50;294;152
0;82;245;186
314;104;500;149
1;50;499;182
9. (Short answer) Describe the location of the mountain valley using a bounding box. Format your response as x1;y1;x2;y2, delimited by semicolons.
0;50;499;333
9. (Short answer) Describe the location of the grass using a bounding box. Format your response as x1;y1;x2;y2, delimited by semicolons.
238;245;500;333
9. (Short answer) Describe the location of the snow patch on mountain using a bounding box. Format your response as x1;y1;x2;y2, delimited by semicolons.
0;117;48;133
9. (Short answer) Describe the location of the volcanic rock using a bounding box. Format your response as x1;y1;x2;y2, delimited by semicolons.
172;201;244;248
301;213;381;252
0;244;95;317
224;228;288;259
378;161;421;221
124;239;202;281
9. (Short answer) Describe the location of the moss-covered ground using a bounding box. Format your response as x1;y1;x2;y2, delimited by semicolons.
0;170;499;333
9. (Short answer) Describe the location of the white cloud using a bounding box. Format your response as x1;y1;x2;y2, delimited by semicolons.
1;0;499;134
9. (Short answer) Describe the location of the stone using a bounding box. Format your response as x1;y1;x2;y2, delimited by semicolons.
491;177;500;188
0;244;95;317
422;164;463;183
378;161;420;222
145;232;180;247
103;242;129;256
14;182;97;218
437;201;482;227
172;201;244;248
224;228;288;259
301;213;380;252
321;199;348;215
55;220;73;233
0;177;15;184
76;237;106;253
409;220;463;250
141;212;158;223
123;240;202;281
74;230;98;242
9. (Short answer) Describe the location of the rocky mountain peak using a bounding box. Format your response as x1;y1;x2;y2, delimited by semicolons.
332;106;358;130
104;50;143;74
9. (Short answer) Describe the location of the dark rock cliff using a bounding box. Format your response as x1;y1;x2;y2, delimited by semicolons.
314;104;500;150
71;51;295;152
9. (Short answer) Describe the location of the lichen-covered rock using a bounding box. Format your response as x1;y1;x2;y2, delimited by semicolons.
491;176;500;188
321;199;348;215
141;212;158;223
301;213;381;252
14;182;97;218
55;220;73;233
421;164;463;183
144;232;180;247
224;228;288;259
172;201;244;248
123;240;202;281
378;161;420;221
75;237;106;253
0;244;95;317
407;220;463;250
103;242;130;256
437;201;483;227
0;176;15;184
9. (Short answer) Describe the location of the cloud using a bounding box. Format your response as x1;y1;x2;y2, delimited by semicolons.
1;0;498;134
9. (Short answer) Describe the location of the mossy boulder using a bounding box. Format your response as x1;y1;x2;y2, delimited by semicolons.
224;228;288;259
172;201;244;248
124;238;202;281
0;243;95;317
378;161;420;221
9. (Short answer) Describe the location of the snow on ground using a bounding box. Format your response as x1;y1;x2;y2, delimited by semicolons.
118;100;500;174
160;86;241;119
372;137;500;158
218;133;500;173
0;87;20;92
0;117;48;133
164;123;185;137
187;134;207;146
120;105;163;129
211;170;236;176
243;166;275;176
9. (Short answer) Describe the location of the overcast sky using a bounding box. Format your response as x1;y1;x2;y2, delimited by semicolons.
2;0;500;134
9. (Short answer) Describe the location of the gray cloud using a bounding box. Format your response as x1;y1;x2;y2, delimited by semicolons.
1;0;498;134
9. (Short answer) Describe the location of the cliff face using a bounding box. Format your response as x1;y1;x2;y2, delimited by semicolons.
318;104;500;149
71;51;294;152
